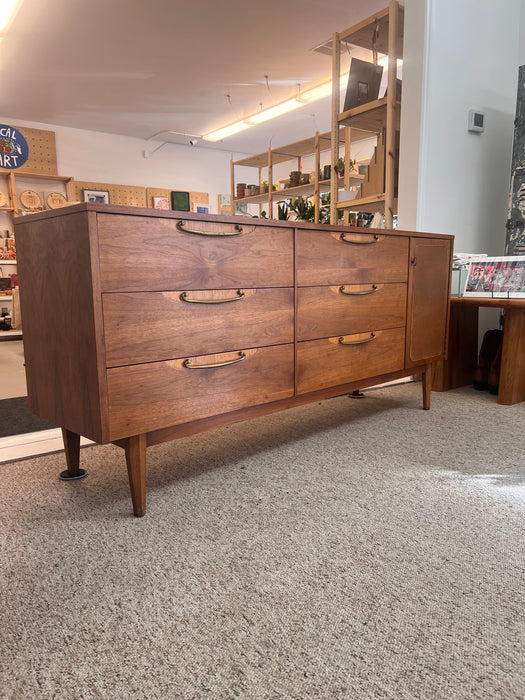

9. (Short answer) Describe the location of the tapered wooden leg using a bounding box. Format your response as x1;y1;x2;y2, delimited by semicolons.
60;428;86;480
422;364;432;410
498;308;525;405
125;434;147;517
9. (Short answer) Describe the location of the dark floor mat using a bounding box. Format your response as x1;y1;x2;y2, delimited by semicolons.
0;396;57;437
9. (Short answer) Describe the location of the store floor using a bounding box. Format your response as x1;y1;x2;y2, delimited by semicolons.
0;339;27;399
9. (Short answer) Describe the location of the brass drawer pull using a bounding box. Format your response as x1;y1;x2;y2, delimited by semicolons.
340;233;379;244
180;290;245;304
339;332;377;346
177;220;243;236
339;284;378;296
183;351;246;369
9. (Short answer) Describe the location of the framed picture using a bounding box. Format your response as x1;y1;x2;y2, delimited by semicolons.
83;189;110;204
170;191;190;212
153;196;170;210
462;256;525;298
193;203;209;214
343;58;383;112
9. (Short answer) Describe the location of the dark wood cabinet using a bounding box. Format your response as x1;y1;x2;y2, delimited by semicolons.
15;205;453;517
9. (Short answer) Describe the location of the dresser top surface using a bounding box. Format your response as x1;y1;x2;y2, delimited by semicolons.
14;202;455;241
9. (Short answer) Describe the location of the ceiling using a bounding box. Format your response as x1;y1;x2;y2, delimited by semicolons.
0;0;394;155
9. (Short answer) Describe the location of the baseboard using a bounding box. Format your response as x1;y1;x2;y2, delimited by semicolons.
0;428;93;464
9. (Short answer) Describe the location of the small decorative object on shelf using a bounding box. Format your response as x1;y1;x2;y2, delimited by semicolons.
46;192;68;209
0;192;7;208
20;190;42;210
170;191;190;211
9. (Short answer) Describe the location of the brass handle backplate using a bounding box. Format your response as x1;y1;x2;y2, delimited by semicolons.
340;233;379;244
180;290;245;304
183;351;246;369
339;332;377;346
339;284;378;296
177;220;243;236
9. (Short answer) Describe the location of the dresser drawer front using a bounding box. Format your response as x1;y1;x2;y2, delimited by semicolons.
107;344;294;439
296;230;409;286
97;215;294;292
103;288;294;367
297;283;406;341
296;327;405;395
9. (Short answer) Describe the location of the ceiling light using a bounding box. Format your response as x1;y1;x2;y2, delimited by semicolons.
204;120;254;142
245;98;302;125
0;0;21;33
203;72;351;142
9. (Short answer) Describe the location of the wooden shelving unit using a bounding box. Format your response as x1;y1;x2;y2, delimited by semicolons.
230;130;365;222
330;1;403;227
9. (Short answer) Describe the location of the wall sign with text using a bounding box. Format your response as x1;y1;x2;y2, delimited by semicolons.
0;125;29;169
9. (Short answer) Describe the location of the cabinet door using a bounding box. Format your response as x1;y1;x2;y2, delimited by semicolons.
406;238;451;367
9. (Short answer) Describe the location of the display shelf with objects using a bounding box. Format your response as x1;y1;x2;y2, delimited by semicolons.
15;203;452;517
230;130;366;222
330;1;403;226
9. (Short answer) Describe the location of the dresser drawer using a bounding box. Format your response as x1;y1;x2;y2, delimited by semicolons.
97;215;293;292
296;327;405;395
103;287;294;367
297;283;406;341
296;229;409;286
106;344;294;439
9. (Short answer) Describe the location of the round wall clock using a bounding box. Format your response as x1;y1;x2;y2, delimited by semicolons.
20;190;41;210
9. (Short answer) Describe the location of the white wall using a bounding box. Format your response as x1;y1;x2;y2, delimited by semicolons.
399;0;523;256
0;116;246;214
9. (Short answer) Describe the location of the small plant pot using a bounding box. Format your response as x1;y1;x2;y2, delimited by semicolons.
289;171;301;186
260;185;269;194
323;165;331;180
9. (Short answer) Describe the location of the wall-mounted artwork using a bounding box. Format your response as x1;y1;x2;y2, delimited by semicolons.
153;196;169;210
170;191;190;212
506;65;525;255
83;189;110;204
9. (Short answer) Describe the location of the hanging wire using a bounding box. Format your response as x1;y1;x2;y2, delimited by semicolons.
372;19;379;64
264;75;271;92
226;94;232;105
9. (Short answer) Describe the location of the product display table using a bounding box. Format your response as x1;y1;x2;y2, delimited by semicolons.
433;296;525;405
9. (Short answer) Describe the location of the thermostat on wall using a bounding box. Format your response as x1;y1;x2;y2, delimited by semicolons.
468;109;485;133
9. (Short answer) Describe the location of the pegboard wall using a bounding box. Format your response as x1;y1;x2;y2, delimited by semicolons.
0;125;58;176
74;181;147;207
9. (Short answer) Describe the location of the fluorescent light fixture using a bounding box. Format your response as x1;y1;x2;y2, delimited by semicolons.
203;72;351;141
245;98;302;125
0;0;21;33
204;120;254;142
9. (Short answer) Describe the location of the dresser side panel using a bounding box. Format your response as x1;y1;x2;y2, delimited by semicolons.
15;210;107;442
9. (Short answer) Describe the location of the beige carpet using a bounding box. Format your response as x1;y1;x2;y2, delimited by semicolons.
0;383;524;699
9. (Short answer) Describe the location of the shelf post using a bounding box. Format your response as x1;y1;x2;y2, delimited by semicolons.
268;147;273;219
384;0;399;229
230;158;235;216
314;132;321;222
330;31;341;225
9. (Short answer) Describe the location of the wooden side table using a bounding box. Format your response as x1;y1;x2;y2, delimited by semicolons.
433;296;525;405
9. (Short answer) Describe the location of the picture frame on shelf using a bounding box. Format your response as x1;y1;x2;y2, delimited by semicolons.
153;196;170;210
83;189;110;204
193;203;209;214
343;58;383;111
170;191;190;212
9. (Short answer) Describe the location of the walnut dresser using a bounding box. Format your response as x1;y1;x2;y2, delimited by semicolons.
15;204;453;517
